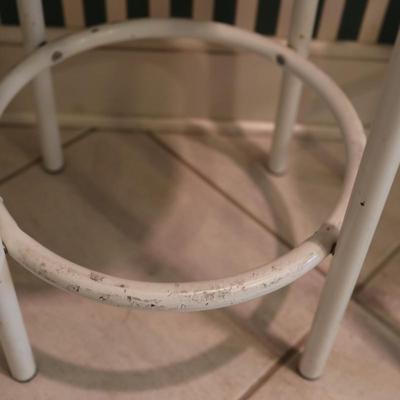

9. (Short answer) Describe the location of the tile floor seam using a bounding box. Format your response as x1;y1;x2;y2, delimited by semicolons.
238;288;400;400
142;130;335;377
147;131;293;249
353;297;400;338
0;127;97;187
0;126;302;360
313;243;400;292
354;242;400;294
94;125;347;143
238;334;307;400
307;264;395;336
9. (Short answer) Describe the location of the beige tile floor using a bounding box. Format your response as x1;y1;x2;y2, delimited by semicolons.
0;125;399;399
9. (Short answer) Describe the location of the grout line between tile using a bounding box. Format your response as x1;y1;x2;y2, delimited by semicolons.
63;126;97;148
0;125;306;362
147;132;293;249
0;127;96;187
239;293;400;400
314;243;400;294
238;334;307;400
315;265;328;278
353;297;400;338
0;157;41;187
354;243;400;295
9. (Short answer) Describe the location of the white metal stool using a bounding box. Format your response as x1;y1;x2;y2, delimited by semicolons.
0;16;366;382
2;1;397;386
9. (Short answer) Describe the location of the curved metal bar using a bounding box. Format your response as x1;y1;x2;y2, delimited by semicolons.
0;200;336;311
0;19;365;311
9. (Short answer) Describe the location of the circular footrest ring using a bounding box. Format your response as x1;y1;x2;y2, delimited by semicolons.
0;19;365;311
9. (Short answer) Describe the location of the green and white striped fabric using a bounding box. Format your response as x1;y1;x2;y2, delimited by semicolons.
0;0;398;44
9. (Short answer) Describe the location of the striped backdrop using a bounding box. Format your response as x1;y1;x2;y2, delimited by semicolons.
0;0;399;44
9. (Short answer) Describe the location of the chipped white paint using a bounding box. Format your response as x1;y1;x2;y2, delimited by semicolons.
0;200;335;310
0;19;365;312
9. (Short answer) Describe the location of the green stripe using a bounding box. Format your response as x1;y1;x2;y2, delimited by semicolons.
171;0;193;18
214;0;237;25
256;0;280;36
127;0;149;18
337;0;368;40
0;0;19;25
83;0;106;26
379;0;400;44
42;0;64;27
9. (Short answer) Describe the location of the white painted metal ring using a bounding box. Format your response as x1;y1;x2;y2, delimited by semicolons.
0;19;365;311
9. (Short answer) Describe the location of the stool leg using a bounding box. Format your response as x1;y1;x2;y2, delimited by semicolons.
0;244;36;382
16;0;64;173
299;30;400;380
268;0;319;175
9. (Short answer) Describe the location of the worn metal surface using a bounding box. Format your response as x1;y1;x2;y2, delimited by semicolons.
0;19;365;311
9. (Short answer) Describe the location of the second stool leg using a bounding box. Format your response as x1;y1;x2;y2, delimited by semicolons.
299;30;400;380
268;0;319;175
0;244;36;382
17;0;64;173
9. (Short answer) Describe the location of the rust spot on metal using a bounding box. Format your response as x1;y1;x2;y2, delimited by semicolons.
276;54;285;66
90;272;104;282
52;51;63;62
67;284;80;293
2;241;8;254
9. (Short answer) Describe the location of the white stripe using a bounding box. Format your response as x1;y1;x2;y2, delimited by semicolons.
317;0;346;41
106;0;127;23
235;0;258;30
193;0;214;20
62;0;84;28
149;0;170;18
359;0;390;43
276;0;295;38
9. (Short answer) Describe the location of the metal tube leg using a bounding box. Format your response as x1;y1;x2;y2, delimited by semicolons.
269;0;319;175
299;31;400;380
17;0;64;173
0;244;36;382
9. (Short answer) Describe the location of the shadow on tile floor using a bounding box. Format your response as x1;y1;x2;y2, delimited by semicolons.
0;128;306;395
